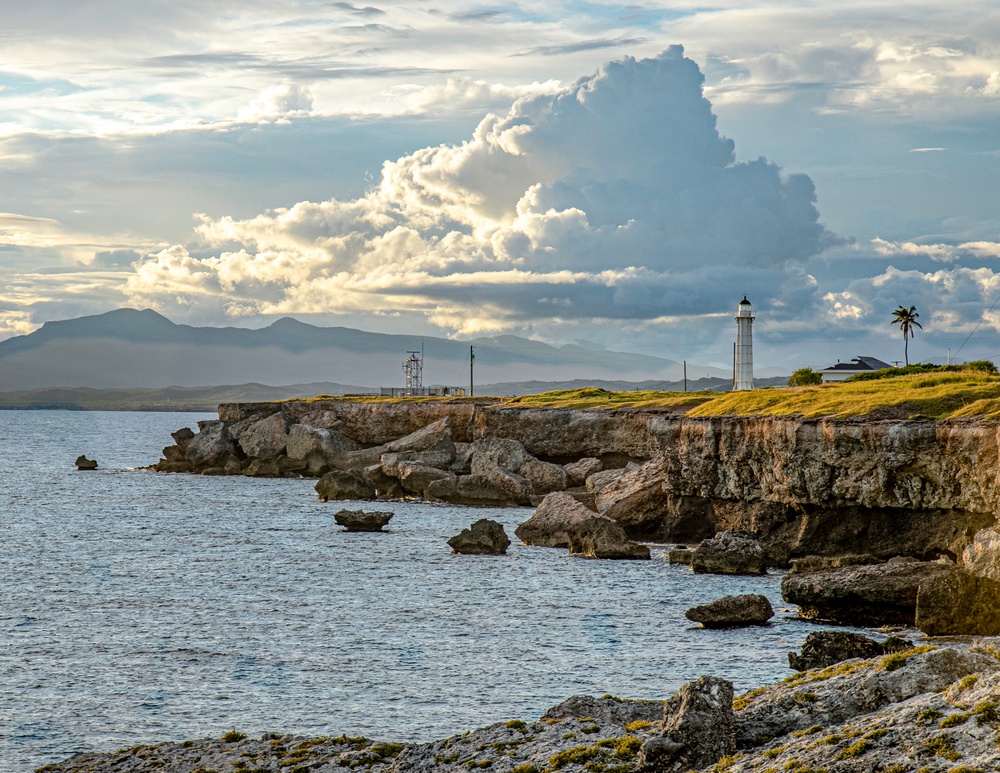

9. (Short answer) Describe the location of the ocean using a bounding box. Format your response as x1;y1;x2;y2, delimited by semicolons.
0;410;884;772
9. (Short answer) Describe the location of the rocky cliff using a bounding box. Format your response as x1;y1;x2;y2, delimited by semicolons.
158;402;1000;564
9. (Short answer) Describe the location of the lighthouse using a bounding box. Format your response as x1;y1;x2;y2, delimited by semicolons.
734;296;755;391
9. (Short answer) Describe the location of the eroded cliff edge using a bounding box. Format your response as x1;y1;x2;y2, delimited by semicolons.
157;401;1000;565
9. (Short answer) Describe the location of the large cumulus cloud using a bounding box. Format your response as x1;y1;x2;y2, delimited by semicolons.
125;47;837;336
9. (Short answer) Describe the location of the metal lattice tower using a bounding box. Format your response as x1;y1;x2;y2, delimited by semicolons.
403;350;423;393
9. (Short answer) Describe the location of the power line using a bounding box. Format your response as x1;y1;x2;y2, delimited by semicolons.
953;292;1000;361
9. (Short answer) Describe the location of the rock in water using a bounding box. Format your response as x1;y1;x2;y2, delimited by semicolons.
915;567;1000;635
447;519;511;555
787;630;913;671
75;455;98;470
333;509;393;532
685;594;774;628
315;470;377;501
690;530;767;575
515;491;604;548
639;675;735;772
567;516;650;560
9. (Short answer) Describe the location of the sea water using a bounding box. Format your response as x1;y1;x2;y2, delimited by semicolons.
0;410;886;773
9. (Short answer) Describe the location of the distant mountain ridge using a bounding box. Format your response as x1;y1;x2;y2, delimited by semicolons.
0;309;714;392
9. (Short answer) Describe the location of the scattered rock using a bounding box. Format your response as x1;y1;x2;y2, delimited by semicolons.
691;530;767;576
238;412;290;459
424;474;522;506
639;675;735;772
470;437;533;503
782;559;952;626
685;594;774;628
667;547;693;565
515;491;603;548
285;424;359;460
315;470;377;501
567;516;650;560
184;420;236;469
386;416;455;454
564;457;602;486
243;458;280;477
543;694;664;725
447;519;511;555
75;455;98;470
787;630;914;671
333;509;393;532
584;467;628;494
394;461;454;496
787;553;882;574
521;457;571;495
916;566;1000;635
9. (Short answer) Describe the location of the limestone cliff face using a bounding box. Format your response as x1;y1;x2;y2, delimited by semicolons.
214;402;1000;561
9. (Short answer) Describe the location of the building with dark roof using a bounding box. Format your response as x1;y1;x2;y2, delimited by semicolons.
817;356;893;383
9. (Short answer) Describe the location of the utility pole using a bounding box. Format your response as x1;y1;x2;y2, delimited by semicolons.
470;345;475;397
683;360;687;392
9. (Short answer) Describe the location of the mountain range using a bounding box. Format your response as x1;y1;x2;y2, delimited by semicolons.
0;309;736;392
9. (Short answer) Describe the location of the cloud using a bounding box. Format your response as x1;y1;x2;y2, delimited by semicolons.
123;47;836;337
237;82;314;123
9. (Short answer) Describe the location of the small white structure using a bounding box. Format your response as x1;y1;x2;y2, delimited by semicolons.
817;356;892;383
734;296;755;391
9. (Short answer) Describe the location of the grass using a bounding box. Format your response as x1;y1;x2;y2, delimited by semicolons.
285;367;1000;419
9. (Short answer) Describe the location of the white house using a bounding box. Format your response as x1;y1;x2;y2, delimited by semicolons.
817;356;893;383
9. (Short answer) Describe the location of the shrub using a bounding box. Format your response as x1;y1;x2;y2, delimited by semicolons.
222;730;247;743
789;368;823;387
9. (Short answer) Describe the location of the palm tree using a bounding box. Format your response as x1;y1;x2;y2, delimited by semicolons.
890;305;922;365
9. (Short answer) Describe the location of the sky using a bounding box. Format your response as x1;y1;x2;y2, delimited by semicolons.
3;1;1000;372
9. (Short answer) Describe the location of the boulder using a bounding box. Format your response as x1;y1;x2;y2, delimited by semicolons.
447;519;511;555
521;457;570;495
298;409;348;432
690;530;767;575
515;491;602;548
286;424;359;461
239;412;289;459
781;560;952;626
333;509;393;532
470;437;533;503
787;553;882;574
396;461;454;495
585;467;628;495
962;526;1000;582
425;475;523;506
639;676;735;772
185;420;236;469
449;442;474;474
315;470;377;501
567;516;651;560
564;457;602;486
667;547;693;565
360;464;405;499
329;444;391;472
170;427;195;450
75;455;98;470
543;694;664;726
386;417;455;454
915;566;1000;635
243;458;280;477
787;630;914;671
685;594;774;628
380;449;454;477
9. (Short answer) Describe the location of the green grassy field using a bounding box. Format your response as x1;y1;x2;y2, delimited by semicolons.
304;370;1000;419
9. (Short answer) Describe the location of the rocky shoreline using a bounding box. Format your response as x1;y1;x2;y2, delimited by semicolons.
41;639;1000;773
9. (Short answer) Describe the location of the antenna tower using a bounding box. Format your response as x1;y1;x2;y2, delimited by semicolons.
403;350;423;394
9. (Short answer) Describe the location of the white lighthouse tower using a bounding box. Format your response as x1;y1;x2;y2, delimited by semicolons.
734;296;755;391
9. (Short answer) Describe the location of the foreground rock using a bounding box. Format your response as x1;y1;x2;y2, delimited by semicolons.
782;560;952;626
685;594;774;628
567;517;651;560
515;491;604;548
916;566;1000;635
333;509;394;532
690;530;767;575
74;455;98;470
40;642;1000;773
639;675;735;771
447;519;511;555
787;630;913;671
